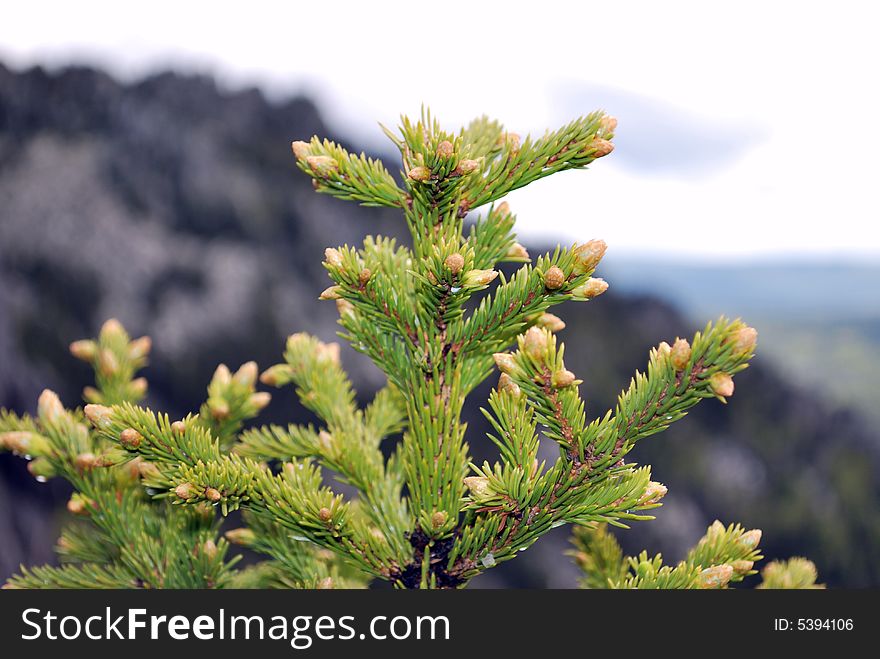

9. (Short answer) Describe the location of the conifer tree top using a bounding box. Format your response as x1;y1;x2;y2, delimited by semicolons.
0;109;805;590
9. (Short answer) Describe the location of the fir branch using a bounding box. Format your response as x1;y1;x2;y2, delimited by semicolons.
291;138;405;208
758;558;824;589
569;520;799;590
575;318;757;465
460;112;616;211
7;108;803;591
69;318;150;405
466;202;526;270
258;335;410;559
363;384;407;441
5;563;140;589
198;362;270;449
568;523;630;589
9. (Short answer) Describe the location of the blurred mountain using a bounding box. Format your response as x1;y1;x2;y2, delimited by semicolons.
1;63;878;587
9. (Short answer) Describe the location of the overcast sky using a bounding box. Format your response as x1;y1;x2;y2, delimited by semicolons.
3;1;879;260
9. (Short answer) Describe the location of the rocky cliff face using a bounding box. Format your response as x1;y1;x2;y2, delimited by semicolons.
2;63;877;586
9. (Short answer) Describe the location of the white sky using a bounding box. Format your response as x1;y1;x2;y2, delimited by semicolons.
3;0;879;260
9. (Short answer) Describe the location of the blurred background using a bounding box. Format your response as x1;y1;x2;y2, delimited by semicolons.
1;1;878;587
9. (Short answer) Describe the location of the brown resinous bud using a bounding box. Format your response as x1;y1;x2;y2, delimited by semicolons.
523;326;549;362
127;336;152;361
208;397;230;420
587;137;614;158
318;507;333;522
129;377;148;398
233;361;259;387
67;495;91;516
119;428;143;450
260;364;293;387
436;140;454;159
319;285;343;300
497;373;521;398
706;519;726;539
496;132;521;152
543;266;566;290
225;528;256;546
699;564;734;589
75;453;98;471
286;332;309;352
578;277;608;300
213;364;232;386
69;339;97;362
731;560;755;575
84;404;113;429
709;372;735;399
200;540;218;559
730;325;758;355
291;140;312;160
407;166;432;182
639;481;668;505
444;253;465;275
462;269;498;287
671;338;691;371
463;476;493;500
318;430;335;455
552;369;576;388
600;115;618;134
171;420;187;434
306;155;338;177
38;389;65;424
27;457;56;480
431;510;449;530
506;243;530;260
205;487;222;502
137;460;161;480
0;431;39;454
315;342;341;365
738;528;762;550
99;318;126;342
493;352;517;374
572;239;607;275
324;247;343;268
535;312;566;332
175;482;197;500
248;392;272;410
98;348;119;377
454;158;481;175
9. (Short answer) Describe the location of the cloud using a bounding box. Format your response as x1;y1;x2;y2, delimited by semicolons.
552;82;765;177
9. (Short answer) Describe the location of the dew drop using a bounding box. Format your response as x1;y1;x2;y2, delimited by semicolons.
480;552;496;568
35;476;47;484
450;286;461;294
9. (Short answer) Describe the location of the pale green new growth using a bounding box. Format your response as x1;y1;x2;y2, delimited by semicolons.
571;522;822;589
2;109;813;589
